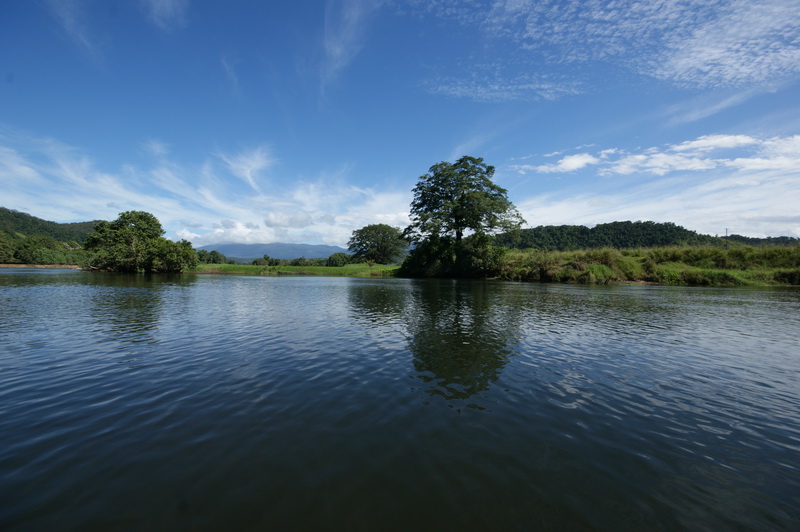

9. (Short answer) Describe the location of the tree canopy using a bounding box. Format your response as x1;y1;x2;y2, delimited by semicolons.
348;224;408;264
405;156;524;245
85;211;197;273
402;156;524;277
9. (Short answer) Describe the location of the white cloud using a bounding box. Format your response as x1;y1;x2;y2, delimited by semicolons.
216;146;275;193
516;167;800;238
416;0;800;96
651;0;800;87
672;135;759;153
761;134;800;156
511;133;800;237
604;153;718;176
514;153;600;173
0;130;410;247
264;210;314;229
514;134;800;178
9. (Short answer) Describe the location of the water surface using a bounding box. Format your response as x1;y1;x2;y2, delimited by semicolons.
1;269;798;530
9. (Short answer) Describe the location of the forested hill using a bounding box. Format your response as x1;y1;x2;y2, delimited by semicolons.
0;207;98;243
495;221;798;251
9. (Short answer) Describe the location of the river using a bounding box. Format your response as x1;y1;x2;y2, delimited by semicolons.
1;269;798;530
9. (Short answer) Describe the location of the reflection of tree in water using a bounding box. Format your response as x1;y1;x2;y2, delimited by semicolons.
87;274;194;350
346;280;410;327
405;281;522;402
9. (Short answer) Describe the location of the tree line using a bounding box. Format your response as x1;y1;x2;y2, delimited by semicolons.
495;221;726;251
3;154;797;277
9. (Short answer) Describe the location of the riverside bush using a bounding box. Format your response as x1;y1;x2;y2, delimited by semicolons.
496;245;799;286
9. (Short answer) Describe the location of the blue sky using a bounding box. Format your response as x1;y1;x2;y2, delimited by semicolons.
2;0;799;246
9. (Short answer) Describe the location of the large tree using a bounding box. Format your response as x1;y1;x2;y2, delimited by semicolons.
85;211;197;273
405;156;524;244
348;224;408;264
402;156;524;277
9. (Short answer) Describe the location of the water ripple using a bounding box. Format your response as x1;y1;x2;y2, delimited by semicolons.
1;274;798;530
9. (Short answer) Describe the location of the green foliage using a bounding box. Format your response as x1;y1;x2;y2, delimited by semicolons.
85;211;195;273
7;235;88;265
197;249;229;264
398;236;454;278
645;245;800;270
499;245;800;286
194;262;398;277
496;221;721;251
406;156;524;245
0;207;98;242
0;231;14;262
773;269;800;284
13;235;60;264
402;156;524;278
147;238;198;273
326;252;353;267
290;257;326;266
727;234;799;246
348;224;407;264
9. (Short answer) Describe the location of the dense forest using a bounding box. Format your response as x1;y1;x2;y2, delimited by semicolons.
0;208;99;264
494;221;798;250
0;207;98;242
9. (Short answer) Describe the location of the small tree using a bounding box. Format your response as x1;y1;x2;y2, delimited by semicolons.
348;224;408;264
326;252;352;267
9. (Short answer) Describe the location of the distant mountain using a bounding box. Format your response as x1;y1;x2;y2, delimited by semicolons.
0;207;98;242
198;242;348;260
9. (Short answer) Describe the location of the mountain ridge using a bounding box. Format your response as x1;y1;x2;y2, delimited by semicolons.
197;242;348;260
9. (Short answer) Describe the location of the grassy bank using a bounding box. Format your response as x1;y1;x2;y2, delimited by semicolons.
498;245;800;286
193;262;400;277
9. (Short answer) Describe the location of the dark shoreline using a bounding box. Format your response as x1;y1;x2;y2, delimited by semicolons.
0;264;82;269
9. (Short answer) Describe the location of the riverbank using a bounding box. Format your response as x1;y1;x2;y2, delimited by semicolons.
497;245;800;286
192;262;400;277
5;244;798;286
0;264;82;269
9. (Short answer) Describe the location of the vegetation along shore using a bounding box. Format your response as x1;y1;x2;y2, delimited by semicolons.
2;155;798;287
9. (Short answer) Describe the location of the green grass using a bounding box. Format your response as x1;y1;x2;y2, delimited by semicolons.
193;262;400;277
192;246;800;286
498;245;800;286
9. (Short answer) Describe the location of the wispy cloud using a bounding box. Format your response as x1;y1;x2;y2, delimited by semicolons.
143;139;170;157
662;88;772;125
44;0;98;56
650;0;800;88
416;0;800;99
221;56;241;97
427;71;581;102
140;0;190;31
215;146;275;194
0;130;410;246
320;0;383;88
